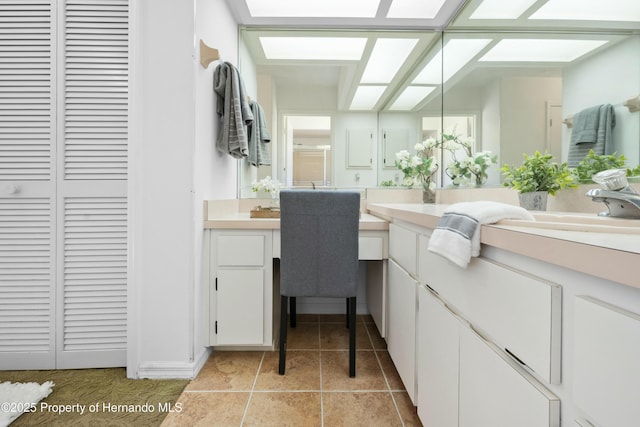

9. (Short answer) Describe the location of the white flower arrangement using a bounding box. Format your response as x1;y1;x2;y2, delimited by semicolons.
442;133;497;186
395;137;439;190
251;176;281;199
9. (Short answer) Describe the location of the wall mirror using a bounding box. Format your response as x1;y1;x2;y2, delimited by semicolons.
235;0;640;197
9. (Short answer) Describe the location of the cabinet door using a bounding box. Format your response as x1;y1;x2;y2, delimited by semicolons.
346;129;373;168
459;325;560;427
573;296;640;427
215;270;264;345
418;286;460;427
387;259;418;403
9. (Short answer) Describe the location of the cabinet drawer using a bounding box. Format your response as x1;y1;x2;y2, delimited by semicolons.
389;223;418;276
358;236;383;260
424;251;561;384
216;235;265;266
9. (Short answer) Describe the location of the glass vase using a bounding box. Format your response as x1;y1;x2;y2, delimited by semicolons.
422;183;436;203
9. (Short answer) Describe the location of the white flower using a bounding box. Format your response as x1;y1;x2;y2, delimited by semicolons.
423;137;438;150
409;155;421;168
251;176;281;198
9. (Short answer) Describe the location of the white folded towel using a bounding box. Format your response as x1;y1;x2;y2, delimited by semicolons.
428;201;534;268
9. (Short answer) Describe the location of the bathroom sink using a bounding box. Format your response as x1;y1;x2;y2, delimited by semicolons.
497;212;640;235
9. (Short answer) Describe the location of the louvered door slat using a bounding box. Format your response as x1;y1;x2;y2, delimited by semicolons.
62;196;126;353
0;0;52;182
0;198;52;354
63;0;128;181
0;0;55;368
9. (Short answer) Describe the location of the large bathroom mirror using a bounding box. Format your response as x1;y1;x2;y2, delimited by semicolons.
236;0;640;197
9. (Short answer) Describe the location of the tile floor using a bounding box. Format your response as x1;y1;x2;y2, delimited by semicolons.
162;314;422;426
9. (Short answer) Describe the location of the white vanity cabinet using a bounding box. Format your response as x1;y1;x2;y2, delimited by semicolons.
387;258;418;402
418;285;561;427
386;221;420;404
422;249;562;385
458;321;560;427
418;285;462;427
573;296;640;427
208;230;274;347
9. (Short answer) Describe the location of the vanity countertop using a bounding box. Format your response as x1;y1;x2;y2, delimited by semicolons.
204;211;388;231
366;202;640;289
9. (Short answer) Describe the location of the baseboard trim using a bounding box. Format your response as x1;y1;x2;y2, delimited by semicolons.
137;347;212;379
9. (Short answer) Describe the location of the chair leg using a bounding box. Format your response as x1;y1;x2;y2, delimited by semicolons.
290;296;297;328
346;298;350;328
349;296;356;377
279;295;288;375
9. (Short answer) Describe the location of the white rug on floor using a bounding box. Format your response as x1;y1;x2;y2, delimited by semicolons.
0;381;54;427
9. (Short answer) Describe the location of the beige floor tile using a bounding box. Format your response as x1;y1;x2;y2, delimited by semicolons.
243;392;322;426
321;351;387;390
285;323;320;349
186;351;263;391
393;391;422;426
254;351;321;391
376;350;405;391
322;392;402;427
360;314;375;324
319;323;372;350
292;314;320;323
364;321;387;350
161;391;249;427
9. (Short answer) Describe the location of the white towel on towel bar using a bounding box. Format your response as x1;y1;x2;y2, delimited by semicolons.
428;201;534;268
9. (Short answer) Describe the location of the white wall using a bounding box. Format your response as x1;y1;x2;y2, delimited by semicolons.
333;112;379;187
563;36;640;165
193;0;240;374
378;112;422;186
129;0;239;379
499;76;563;168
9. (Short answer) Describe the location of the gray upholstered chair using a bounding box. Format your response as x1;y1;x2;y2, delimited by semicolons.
278;189;360;377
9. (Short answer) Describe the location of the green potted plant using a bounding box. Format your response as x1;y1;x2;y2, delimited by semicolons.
501;151;577;210
573;150;627;183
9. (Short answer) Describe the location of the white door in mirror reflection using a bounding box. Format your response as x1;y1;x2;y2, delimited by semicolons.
286;115;332;187
547;103;563;162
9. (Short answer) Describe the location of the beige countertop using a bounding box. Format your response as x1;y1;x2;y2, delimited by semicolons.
366;203;640;289
204;212;388;231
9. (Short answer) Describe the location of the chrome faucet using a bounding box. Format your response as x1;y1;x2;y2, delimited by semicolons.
585;169;640;219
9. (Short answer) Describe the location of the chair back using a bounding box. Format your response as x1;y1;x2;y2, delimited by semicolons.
279;190;360;298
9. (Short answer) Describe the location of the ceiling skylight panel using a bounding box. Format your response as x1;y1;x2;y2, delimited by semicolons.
413;39;491;85
389;86;436;110
246;0;381;18
469;0;537;19
529;0;640;22
350;86;386;110
387;0;447;19
259;37;367;60
479;39;608;62
360;38;419;84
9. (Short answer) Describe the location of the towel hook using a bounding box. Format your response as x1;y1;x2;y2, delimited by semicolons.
623;95;640;113
200;39;220;68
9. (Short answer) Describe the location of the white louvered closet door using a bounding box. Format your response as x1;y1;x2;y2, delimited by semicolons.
0;0;128;370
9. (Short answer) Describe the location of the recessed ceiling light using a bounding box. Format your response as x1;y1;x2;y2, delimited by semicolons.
387;0;447;19
259;37;367;60
469;0;537;19
529;0;640;22
479;39;608;62
389;86;437;110
360;38;419;84
350;86;387;110
413;39;491;84
246;0;381;18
